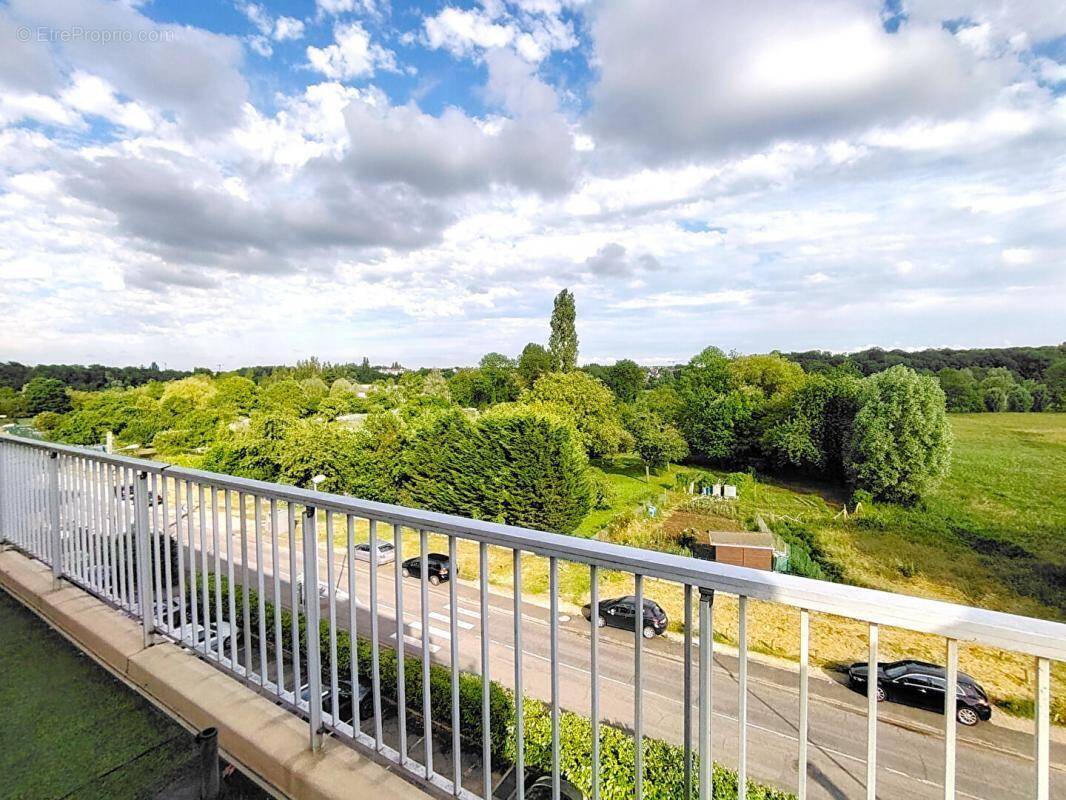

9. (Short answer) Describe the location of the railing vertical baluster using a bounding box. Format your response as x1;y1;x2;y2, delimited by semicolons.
347;516;359;733
199;484;211;654
134;470;153;646
186;481;199;647
799;609;809;800
1035;656;1050;800
119;467;131;610
47;452;61;586
288;503;301;700
326;510;339;725
479;542;491;800
255;496;267;683
302;507;323;751
449;534;460;795
151;474;164;630
117;466;130;608
419;528;433;779
395;523;408;763
698;588;714;800
212;488;223;662
590;564;600;800
738;595;748;800
101;461;110;596
225;491;237;666
514;549;525;800
867;623;878;800
57;455;69;578
175;478;187;642
272;499;284;695
634;573;644;800
369;519;383;750
943;638;957;800
684;584;693;799
240;493;252;677
549;556;560;800
124;466;137;610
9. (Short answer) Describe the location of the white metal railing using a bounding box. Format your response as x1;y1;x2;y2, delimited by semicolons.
0;434;1061;800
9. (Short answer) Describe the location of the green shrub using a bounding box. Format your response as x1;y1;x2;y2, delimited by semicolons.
200;574;794;800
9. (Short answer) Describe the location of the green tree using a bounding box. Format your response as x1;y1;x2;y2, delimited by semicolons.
517;343;552;386
448;368;492;408
548;289;578;372
22;377;72;415
479;352;521;404
674;347;751;461
624;409;688;472
522;371;629;458
1044;360;1066;410
261;379;311;417
1024;380;1052;412
479;405;592;532
1007;383;1034;412
277;418;361;492
728;354;805;398
0;386;26;418
846;365;952;503
761;372;863;477
604;359;645;402
401;408;489;518
213;375;258;414
937;368;983;412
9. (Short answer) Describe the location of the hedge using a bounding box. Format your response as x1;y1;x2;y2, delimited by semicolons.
200;574;794;800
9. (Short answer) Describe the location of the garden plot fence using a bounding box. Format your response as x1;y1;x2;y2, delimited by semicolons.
0;434;1062;800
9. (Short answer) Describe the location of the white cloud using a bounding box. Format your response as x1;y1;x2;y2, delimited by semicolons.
1001;248;1035;266
423;7;514;57
307;22;396;80
273;17;306;42
589;0;1013;160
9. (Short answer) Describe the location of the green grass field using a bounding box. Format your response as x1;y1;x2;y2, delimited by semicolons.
0;590;198;800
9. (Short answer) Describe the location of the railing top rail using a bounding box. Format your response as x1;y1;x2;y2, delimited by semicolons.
3;433;1064;660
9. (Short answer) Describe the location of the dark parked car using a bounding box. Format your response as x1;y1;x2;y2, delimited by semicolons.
494;767;584;800
847;659;992;726
299;677;381;724
581;596;668;639
401;553;456;585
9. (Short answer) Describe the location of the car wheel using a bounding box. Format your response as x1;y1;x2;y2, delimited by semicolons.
875;685;887;702
429;574;441;585
597;615;606;628
643;625;655;639
402;567;411;578
956;707;980;727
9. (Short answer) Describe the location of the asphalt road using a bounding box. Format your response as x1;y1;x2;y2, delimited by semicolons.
167;516;1064;800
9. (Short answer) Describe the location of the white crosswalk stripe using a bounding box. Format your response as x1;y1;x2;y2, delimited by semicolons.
444;604;481;620
430;611;474;630
388;632;440;653
409;621;452;640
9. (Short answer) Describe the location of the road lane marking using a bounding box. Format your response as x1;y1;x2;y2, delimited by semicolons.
389;632;440;653
409;621;452;640
430;611;474;630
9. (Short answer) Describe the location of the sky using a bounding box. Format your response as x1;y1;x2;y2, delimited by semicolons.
0;0;1064;370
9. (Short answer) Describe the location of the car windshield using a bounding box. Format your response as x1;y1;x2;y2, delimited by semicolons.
884;663;911;678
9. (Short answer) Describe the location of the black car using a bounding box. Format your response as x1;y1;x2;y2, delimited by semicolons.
581;596;668;639
299;677;380;724
847;659;992;726
401;553;456;585
494;767;585;800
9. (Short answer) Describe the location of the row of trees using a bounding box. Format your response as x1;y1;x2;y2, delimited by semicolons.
0;361;192;392
783;345;1066;412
